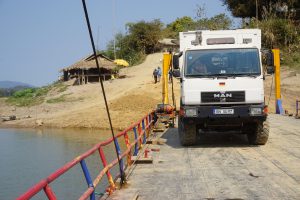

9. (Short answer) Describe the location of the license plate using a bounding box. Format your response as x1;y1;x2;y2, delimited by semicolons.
213;109;234;115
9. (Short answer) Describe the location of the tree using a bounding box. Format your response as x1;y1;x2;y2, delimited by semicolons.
222;0;300;20
104;19;164;65
222;0;258;18
165;16;196;38
126;19;164;54
104;32;128;59
195;14;232;30
0;89;4;97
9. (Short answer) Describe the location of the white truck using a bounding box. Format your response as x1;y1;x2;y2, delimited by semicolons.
173;29;273;146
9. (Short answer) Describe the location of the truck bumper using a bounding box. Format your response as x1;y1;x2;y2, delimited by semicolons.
180;104;267;130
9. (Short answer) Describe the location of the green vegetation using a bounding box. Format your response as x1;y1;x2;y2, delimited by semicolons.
248;15;299;69
246;6;299;49
282;50;300;70
0;89;4;97
223;0;300;69
222;0;300;20
6;87;50;106
6;82;69;107
102;5;232;66
0;86;32;97
46;94;69;104
164;14;232;39
46;95;85;104
104;1;298;69
103;19;164;65
55;82;69;93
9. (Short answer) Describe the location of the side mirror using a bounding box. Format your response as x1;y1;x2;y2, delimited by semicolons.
172;69;181;78
265;51;274;67
262;50;275;75
172;55;179;69
172;52;182;70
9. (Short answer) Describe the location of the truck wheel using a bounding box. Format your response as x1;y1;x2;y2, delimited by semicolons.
247;120;269;145
178;120;197;146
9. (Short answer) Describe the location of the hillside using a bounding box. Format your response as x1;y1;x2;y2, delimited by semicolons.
0;81;33;89
0;53;180;129
0;53;299;129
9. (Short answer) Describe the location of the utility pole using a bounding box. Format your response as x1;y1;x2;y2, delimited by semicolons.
256;0;259;27
96;26;100;50
112;0;116;60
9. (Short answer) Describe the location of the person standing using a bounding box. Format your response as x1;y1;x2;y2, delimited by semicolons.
153;68;158;83
157;66;162;82
168;69;172;83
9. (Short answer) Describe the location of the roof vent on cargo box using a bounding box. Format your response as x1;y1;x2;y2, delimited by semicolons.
191;31;202;46
243;38;252;44
206;37;235;45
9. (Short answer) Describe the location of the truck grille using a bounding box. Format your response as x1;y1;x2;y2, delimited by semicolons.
201;91;245;103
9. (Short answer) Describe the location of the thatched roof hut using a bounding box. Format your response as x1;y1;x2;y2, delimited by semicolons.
61;53;118;84
63;53;117;71
158;38;179;52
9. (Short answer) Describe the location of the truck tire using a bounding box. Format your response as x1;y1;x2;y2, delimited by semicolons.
178;120;197;146
247;120;269;145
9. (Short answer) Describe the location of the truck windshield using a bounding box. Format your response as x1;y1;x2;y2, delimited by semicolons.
185;48;260;77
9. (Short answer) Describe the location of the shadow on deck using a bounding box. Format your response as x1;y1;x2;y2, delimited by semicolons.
161;127;250;149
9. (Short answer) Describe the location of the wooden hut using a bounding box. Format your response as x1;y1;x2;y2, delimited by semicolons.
158;38;179;52
61;53;117;85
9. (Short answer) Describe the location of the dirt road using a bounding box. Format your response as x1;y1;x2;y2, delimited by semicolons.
115;114;300;199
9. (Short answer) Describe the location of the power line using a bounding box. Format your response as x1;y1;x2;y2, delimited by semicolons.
81;0;125;185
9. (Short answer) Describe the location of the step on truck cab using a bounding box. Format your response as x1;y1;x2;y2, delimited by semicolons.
173;29;273;146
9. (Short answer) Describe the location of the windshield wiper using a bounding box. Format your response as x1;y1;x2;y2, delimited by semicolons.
186;74;216;79
235;74;260;78
216;75;236;79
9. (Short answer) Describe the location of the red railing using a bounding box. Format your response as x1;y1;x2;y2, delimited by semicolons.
17;111;155;200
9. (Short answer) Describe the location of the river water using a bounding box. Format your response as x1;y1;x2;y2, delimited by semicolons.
0;128;125;199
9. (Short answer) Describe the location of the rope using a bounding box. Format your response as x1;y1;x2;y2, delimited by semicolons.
169;53;176;110
81;0;125;185
169;52;176;126
267;74;274;106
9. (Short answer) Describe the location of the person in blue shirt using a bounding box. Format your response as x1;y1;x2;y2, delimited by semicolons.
157;66;162;82
153;68;158;83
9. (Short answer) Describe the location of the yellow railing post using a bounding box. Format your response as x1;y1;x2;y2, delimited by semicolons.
272;48;284;114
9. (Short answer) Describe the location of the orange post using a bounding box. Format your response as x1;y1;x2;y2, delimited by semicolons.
138;123;143;149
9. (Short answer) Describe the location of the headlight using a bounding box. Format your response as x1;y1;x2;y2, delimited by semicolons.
250;107;262;115
185;108;197;117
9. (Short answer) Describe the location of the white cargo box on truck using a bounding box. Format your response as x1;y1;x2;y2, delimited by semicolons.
179;29;261;51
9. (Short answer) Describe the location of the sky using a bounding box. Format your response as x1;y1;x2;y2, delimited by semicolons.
0;0;238;86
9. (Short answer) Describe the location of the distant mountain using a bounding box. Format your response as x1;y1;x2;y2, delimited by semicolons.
0;81;34;89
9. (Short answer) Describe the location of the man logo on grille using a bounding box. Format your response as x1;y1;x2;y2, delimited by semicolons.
213;93;232;98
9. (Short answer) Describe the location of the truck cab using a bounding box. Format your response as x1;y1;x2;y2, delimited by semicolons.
175;29;270;146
